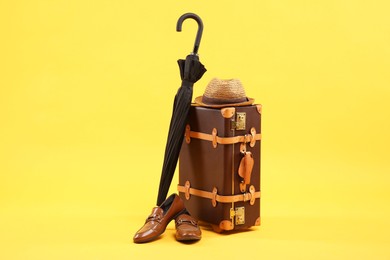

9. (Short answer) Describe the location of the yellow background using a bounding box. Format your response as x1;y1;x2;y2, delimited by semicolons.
1;0;389;259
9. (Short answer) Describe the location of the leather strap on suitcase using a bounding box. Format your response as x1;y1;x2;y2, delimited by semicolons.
178;181;260;207
185;125;261;148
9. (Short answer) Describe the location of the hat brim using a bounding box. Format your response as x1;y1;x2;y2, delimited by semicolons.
193;96;255;108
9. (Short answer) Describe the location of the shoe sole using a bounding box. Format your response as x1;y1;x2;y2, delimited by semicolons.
175;235;201;241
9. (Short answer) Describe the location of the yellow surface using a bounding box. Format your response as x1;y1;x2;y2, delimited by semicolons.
1;0;390;259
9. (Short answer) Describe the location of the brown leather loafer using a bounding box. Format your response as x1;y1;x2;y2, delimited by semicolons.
175;214;202;241
133;194;185;243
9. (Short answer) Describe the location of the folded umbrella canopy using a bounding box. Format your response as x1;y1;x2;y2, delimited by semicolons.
156;13;207;205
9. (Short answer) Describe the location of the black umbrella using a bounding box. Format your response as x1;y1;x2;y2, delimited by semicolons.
156;13;207;205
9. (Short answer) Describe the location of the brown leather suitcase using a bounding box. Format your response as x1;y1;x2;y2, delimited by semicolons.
178;104;261;232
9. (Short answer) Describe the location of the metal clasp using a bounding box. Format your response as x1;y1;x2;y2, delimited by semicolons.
230;207;246;226
236;112;246;130
231;112;246;130
235;207;245;225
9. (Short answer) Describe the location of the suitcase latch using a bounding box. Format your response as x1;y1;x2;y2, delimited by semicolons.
230;207;245;225
231;112;246;130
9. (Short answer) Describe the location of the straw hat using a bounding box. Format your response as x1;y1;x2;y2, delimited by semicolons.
194;78;254;108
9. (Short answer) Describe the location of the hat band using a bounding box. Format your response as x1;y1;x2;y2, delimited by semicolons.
202;96;248;105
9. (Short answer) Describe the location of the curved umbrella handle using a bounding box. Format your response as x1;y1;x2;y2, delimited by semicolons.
176;13;204;55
